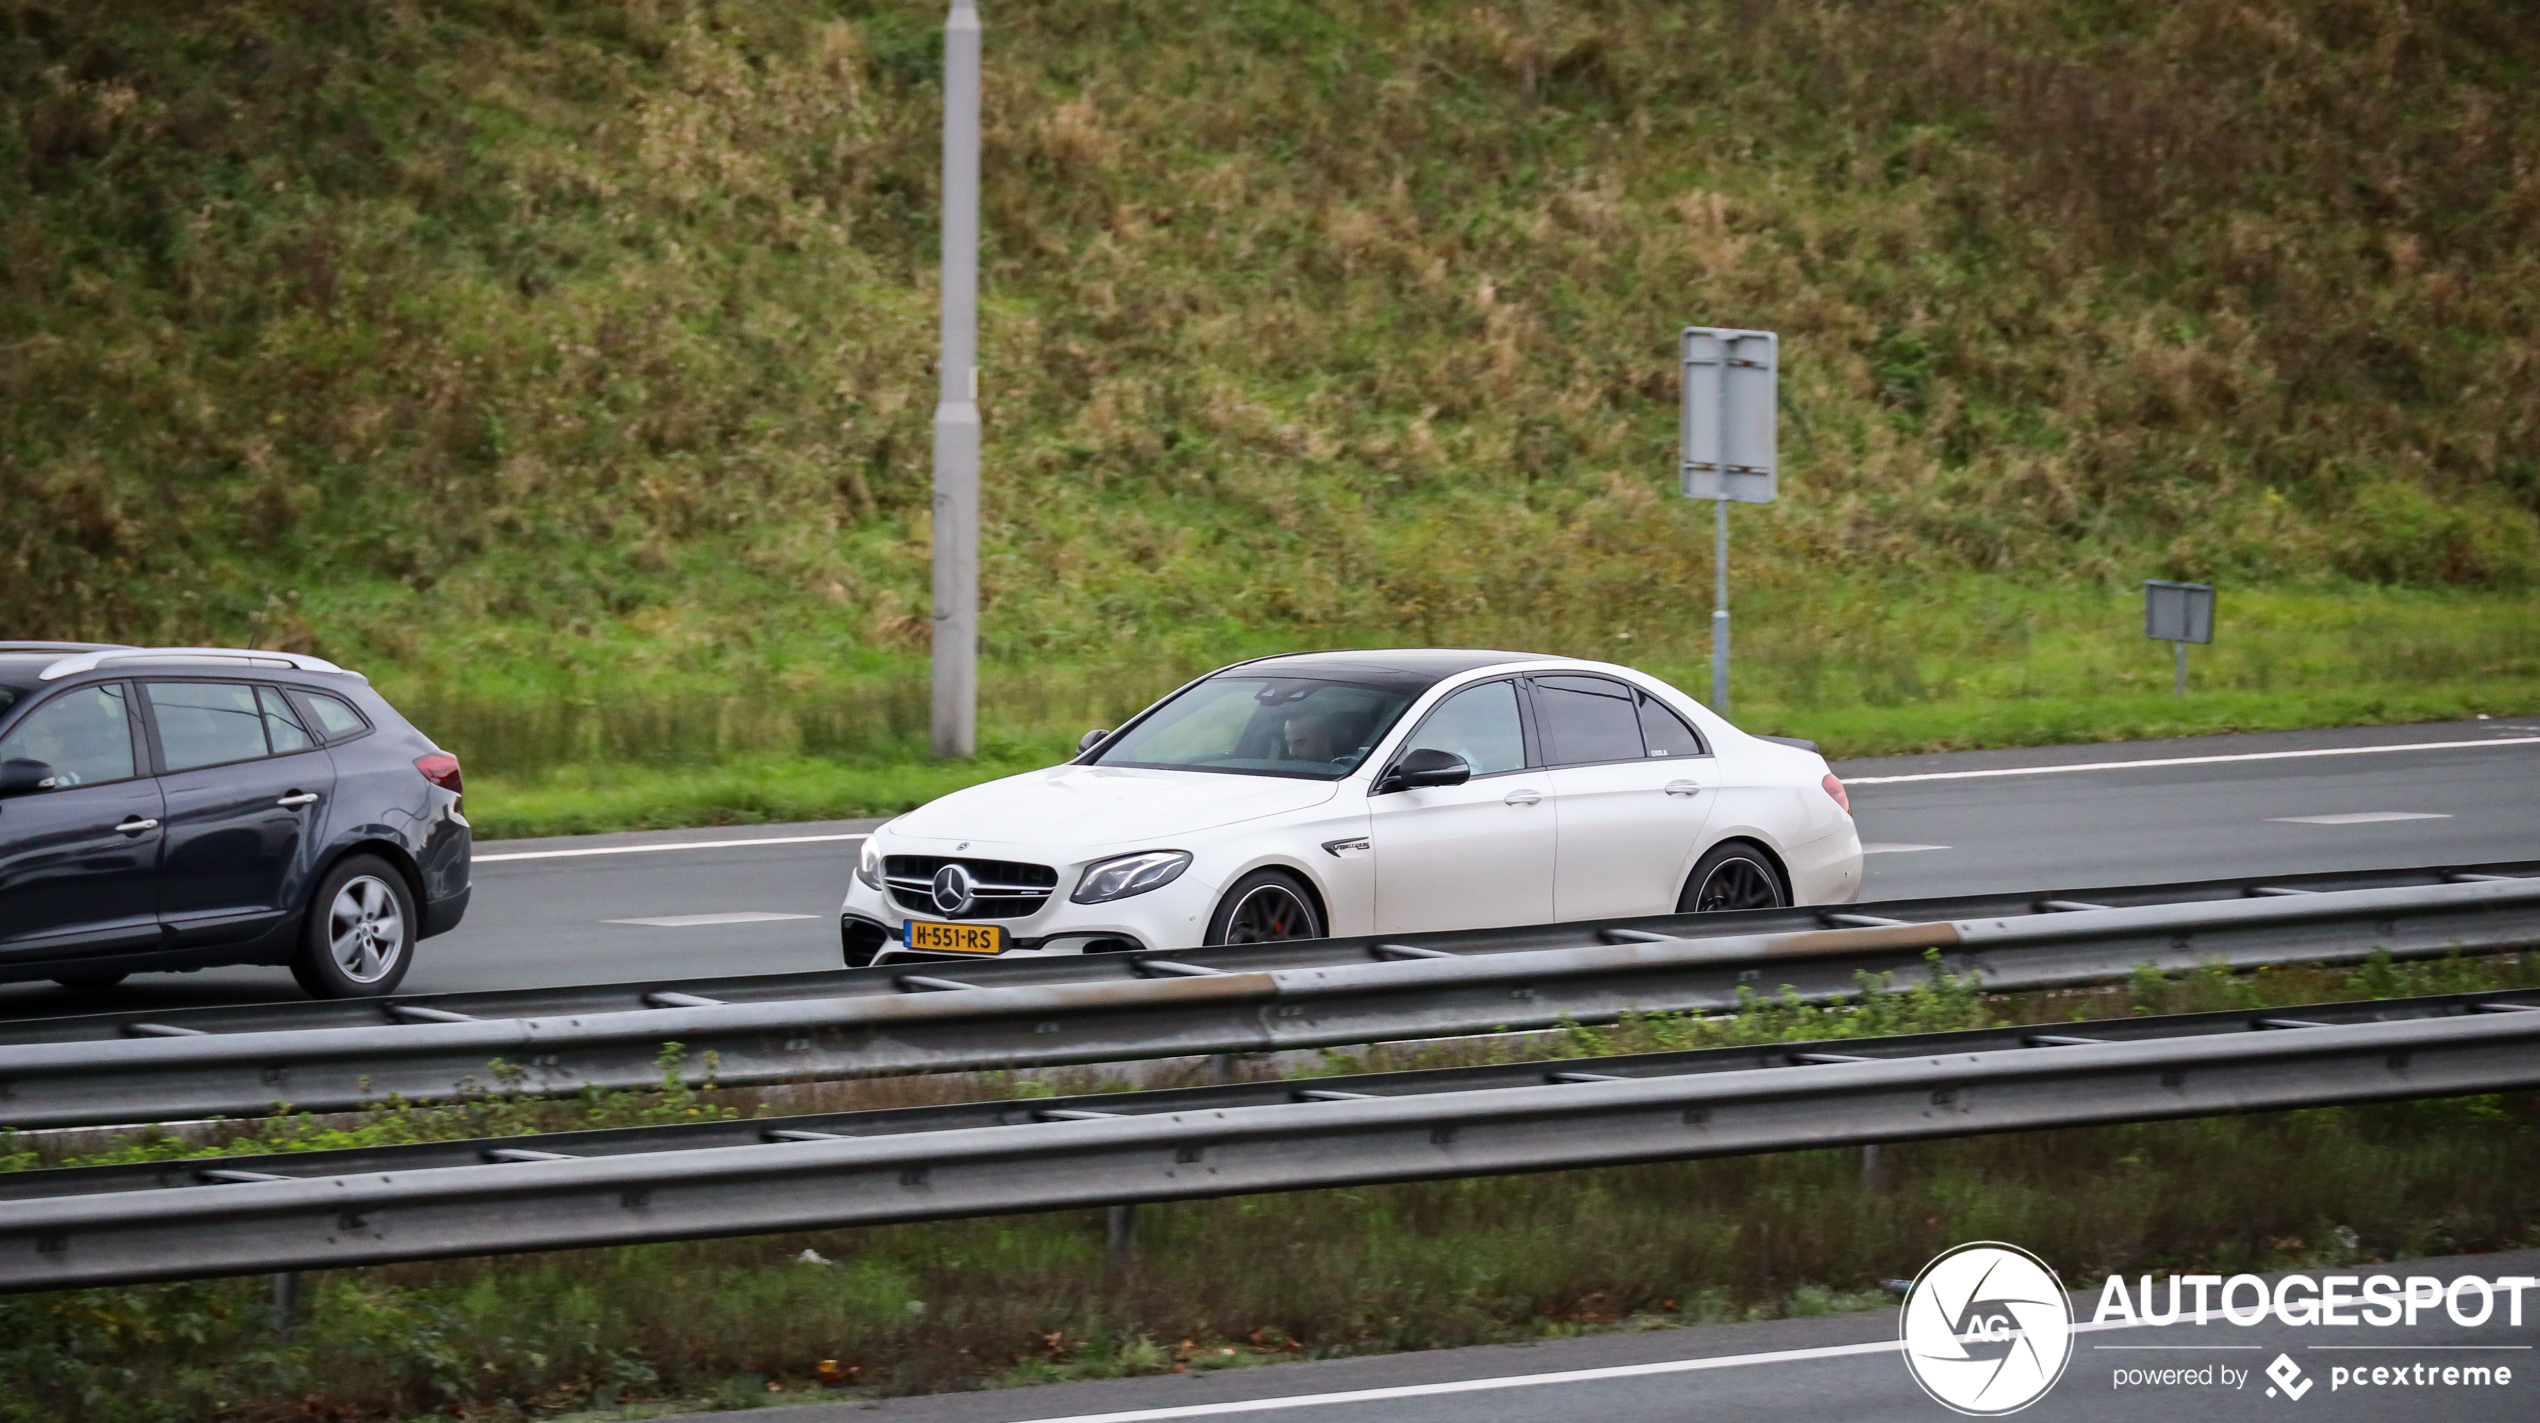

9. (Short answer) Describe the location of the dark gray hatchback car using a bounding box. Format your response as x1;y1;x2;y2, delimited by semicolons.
0;643;470;997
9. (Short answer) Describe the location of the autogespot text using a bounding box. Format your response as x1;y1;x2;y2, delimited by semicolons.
2094;1270;2533;1398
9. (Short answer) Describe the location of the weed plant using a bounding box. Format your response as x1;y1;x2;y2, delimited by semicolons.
5;950;2533;1419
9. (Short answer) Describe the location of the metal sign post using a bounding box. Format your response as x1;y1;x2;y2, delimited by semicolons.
2144;580;2215;696
930;0;982;758
1681;327;1778;713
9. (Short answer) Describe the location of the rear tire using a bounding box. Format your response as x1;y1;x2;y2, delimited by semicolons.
291;855;417;998
1203;869;1325;946
52;972;128;991
1677;842;1788;913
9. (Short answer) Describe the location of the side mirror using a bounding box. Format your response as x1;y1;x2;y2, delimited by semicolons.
1077;729;1110;755
1378;747;1469;793
0;758;57;797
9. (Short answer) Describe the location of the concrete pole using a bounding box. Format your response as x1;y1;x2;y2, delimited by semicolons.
930;0;981;758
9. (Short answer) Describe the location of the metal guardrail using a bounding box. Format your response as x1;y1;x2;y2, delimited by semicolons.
2;875;2536;1130
3;990;2535;1291
8;860;2532;1047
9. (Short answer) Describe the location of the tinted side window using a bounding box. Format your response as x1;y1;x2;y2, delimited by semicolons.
258;685;315;754
296;691;370;743
1532;675;1645;766
0;684;137;788
147;682;272;772
1637;692;1706;757
1400;680;1526;775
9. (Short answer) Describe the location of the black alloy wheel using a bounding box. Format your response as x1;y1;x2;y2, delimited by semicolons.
1204;869;1326;946
1678;843;1788;913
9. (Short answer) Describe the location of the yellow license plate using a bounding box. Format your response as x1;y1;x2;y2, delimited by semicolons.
905;919;1006;955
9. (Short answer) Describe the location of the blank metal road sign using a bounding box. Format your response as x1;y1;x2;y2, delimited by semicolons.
1681;327;1778;504
2145;580;2216;644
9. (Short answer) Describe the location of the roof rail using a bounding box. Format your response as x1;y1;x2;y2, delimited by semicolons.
0;641;134;655
38;647;363;683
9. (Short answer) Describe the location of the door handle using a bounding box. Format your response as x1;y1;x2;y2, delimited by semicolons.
1503;789;1542;806
115;817;160;835
276;792;320;808
1664;780;1702;796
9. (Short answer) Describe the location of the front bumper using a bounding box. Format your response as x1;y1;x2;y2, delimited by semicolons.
839;864;1219;965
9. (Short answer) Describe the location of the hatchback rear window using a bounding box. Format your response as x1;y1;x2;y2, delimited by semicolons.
297;691;370;742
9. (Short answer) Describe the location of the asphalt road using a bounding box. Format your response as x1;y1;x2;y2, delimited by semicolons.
4;716;2536;1016
658;1248;2540;1423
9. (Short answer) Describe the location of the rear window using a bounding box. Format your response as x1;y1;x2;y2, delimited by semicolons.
147;682;273;771
297;690;370;742
1531;675;1646;766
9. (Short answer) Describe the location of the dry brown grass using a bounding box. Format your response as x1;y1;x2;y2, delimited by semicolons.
2;1;2534;677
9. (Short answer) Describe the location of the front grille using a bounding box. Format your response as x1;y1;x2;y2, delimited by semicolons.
883;855;1059;921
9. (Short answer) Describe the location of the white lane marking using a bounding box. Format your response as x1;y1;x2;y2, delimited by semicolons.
2269;812;2452;826
603;912;819;927
1861;843;1952;855
1841;735;2540;786
997;1314;2170;1422
476;833;867;863
994;1338;1906;1422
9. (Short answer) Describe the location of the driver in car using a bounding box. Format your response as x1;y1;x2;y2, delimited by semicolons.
1282;709;1340;764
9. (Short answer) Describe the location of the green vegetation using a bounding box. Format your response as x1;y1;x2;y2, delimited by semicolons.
6;950;2534;1419
5;1;2537;831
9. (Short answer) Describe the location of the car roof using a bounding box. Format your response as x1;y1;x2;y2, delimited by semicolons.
1220;648;1551;694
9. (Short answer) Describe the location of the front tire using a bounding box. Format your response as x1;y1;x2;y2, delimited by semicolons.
1677;842;1788;913
292;855;417;998
1204;869;1325;946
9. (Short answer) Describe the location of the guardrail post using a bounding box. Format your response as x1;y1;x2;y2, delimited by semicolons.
271;1270;301;1336
1106;1204;1137;1270
1860;1143;1884;1191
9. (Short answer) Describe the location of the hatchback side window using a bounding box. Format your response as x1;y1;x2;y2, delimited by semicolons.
1531;675;1646;766
296;691;370;743
258;685;316;755
146;682;273;772
1637;692;1707;758
1399;680;1527;776
0;684;138;788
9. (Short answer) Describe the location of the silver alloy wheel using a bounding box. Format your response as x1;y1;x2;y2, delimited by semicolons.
1693;856;1783;912
1221;882;1319;944
327;874;406;983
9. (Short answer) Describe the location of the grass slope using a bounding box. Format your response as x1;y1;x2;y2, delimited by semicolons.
5;1;2538;829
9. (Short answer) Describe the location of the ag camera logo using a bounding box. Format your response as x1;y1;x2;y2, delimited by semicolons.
1901;1242;2075;1414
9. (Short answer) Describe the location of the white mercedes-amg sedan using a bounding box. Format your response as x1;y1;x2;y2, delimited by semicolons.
839;649;1861;965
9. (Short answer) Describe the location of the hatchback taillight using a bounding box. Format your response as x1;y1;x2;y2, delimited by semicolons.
1821;773;1851;816
415;752;463;795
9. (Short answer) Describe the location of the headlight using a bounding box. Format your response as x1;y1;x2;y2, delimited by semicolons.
856;836;885;891
1072;850;1192;904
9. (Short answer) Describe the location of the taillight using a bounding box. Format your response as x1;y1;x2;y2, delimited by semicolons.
1821;773;1850;816
415;752;463;795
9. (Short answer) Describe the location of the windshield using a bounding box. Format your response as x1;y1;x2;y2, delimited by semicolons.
0;684;23;720
1091;676;1415;780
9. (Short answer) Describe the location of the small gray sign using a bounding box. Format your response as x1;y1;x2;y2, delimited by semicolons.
1681;327;1778;504
2144;580;2216;645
